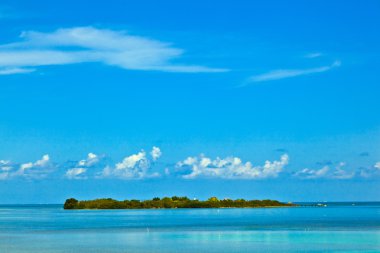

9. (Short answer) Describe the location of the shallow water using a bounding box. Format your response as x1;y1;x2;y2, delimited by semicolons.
0;203;379;252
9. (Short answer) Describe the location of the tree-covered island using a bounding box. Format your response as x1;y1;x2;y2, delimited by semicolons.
64;197;296;209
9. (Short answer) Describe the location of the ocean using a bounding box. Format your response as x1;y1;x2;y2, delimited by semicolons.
0;202;379;252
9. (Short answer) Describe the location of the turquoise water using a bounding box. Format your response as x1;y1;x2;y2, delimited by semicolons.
0;203;379;252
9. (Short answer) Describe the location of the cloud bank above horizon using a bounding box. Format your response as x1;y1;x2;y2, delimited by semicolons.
1;148;379;181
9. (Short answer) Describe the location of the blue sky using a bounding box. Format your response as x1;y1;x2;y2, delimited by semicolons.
0;0;379;203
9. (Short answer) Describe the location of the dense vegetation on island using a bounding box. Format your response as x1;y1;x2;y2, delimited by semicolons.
64;196;295;209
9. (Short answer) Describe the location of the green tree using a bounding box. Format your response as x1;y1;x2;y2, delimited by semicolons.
64;198;78;209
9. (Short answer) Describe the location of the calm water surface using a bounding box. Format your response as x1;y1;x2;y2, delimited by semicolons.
0;203;379;252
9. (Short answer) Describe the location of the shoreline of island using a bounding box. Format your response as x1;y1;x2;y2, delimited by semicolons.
64;197;297;209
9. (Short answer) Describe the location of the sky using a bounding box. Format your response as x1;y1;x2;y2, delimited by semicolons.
0;0;379;203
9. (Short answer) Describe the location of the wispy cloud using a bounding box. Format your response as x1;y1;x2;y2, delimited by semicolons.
304;52;323;58
0;67;35;75
174;154;289;179
243;60;341;85
0;27;228;75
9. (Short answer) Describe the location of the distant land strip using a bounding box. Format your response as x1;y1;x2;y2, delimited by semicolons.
63;197;296;209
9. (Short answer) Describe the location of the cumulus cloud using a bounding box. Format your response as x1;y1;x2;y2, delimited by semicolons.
243;60;340;85
0;27;227;75
65;168;87;180
19;154;49;171
0;155;54;180
17;154;53;179
100;147;161;179
150;146;162;161
78;153;99;167
295;162;354;180
1;151;379;181
65;153;101;180
175;154;289;179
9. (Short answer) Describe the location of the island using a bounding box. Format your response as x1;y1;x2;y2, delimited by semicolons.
64;196;296;209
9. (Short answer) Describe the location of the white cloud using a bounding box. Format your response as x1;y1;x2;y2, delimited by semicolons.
175;154;289;179
65;168;87;180
65;153;101;180
0;27;227;75
0;166;12;172
358;163;380;178
150;146;162;161
0;160;13;180
295;166;329;179
305;52;323;58
115;151;147;171
0;67;35;75
244;60;341;84
78;153;99;167
100;147;161;179
34;154;50;166
19;154;50;172
295;162;354;180
0;160;11;169
1;151;378;181
0;155;54;180
331;162;355;179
